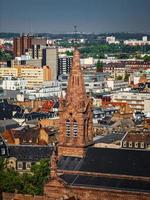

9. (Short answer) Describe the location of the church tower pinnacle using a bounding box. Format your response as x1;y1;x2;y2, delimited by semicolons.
58;48;93;158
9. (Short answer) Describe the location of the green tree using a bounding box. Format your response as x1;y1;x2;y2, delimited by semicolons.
29;159;50;195
0;158;50;195
116;75;123;80
143;55;150;62
124;72;130;81
65;51;73;56
96;60;103;72
0;49;13;61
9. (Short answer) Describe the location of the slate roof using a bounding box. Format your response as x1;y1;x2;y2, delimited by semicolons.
58;147;150;193
58;156;83;171
58;147;150;177
60;174;150;193
0;119;19;132
0;90;29;100
80;148;150;177
8;145;53;161
11;126;39;144
94;134;124;144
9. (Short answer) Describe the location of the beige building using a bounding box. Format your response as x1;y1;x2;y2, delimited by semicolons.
112;92;150;112
0;65;51;88
0;67;18;77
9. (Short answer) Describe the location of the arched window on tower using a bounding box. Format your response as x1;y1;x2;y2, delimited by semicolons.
73;120;78;137
66;119;70;137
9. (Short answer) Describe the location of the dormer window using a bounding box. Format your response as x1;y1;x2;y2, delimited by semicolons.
140;142;144;149
123;141;127;148
129;141;132;148
73;120;78;137
66;120;70;137
135;142;138;148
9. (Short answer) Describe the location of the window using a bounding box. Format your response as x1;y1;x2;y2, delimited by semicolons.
66;120;70;137
135;142;138;148
0;141;3;145
73;120;78;137
123;141;127;148
129;141;132;148
26;162;31;169
18;162;23;170
1;148;5;155
140;142;144;149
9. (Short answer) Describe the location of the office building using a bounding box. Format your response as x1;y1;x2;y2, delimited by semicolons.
42;47;58;81
58;55;73;76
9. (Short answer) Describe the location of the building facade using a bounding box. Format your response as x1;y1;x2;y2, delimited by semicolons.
42;47;58;81
58;56;73;77
112;92;150;112
0;65;51;88
13;35;47;57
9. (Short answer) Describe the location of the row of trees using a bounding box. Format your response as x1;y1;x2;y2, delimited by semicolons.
0;158;50;195
79;44;150;59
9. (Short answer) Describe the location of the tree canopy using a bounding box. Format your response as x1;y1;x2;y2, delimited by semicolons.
0;49;13;61
0;157;50;195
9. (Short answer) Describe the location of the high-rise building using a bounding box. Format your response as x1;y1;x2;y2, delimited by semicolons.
13;37;21;57
13;35;32;57
28;45;43;59
13;35;47;57
57;56;73;77
42;47;58;81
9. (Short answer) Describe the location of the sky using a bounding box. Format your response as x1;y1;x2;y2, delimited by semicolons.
0;0;150;33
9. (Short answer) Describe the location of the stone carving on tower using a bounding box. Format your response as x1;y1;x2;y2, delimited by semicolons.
58;48;93;158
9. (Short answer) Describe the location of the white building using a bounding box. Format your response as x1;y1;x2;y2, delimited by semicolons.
106;79;128;91
112;92;150;112
24;81;61;99
130;70;150;85
124;36;150;46
0;38;13;45
0;76;27;90
58;47;74;54
106;36;120;44
80;57;94;66
144;99;150;115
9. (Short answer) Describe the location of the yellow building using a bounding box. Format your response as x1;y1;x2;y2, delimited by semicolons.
0;65;52;88
0;67;18;77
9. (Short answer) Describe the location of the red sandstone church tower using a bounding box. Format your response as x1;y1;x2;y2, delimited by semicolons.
58;48;93;158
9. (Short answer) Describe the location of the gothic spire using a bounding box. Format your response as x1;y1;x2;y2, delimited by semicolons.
66;48;87;110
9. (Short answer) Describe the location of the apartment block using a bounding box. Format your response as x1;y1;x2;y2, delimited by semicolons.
0;65;51;88
58;56;73;76
112;92;150;112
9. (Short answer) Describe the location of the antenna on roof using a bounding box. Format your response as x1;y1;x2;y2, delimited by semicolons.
74;25;78;47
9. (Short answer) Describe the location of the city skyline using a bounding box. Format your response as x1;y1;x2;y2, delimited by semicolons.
1;0;150;33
